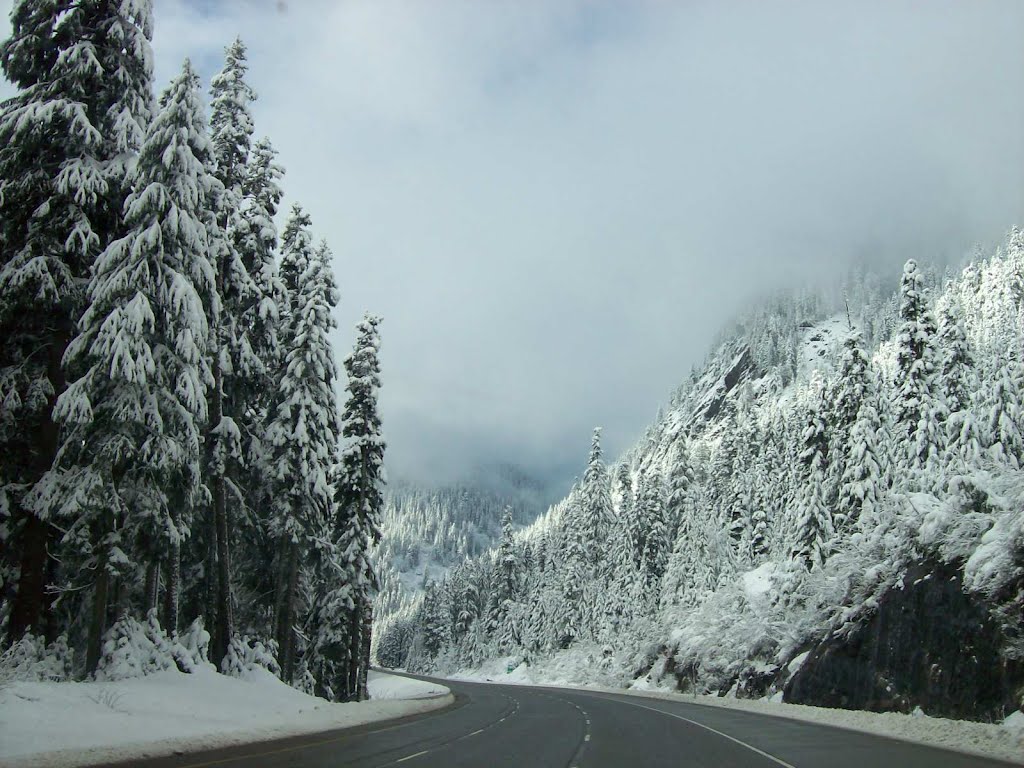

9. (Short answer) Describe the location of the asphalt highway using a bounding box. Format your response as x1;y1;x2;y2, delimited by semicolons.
110;675;1020;768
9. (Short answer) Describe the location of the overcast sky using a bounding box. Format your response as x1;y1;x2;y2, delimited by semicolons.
4;1;1024;492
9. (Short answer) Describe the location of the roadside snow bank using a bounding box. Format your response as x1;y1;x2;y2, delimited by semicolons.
366;670;448;700
0;667;451;768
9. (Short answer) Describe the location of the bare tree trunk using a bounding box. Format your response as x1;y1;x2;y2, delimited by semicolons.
163;528;181;634
209;356;234;670
275;540;299;683
273;536;289;662
345;602;361;701
206;525;217;636
7;512;52;644
86;549;110;676
8;324;69;645
144;560;160;616
358;599;373;701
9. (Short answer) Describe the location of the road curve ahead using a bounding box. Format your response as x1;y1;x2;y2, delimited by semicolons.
109;675;1019;768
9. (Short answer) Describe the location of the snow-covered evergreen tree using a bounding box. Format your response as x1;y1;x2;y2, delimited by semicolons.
203;37;259;668
789;380;834;571
893;259;945;485
579;428;614;566
233;136;287;633
34;59;215;672
330;312;386;701
266;223;340;684
0;0;154;644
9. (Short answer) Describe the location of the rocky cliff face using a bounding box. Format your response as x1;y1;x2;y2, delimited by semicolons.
785;558;1023;720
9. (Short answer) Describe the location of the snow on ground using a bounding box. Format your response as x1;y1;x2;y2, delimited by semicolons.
0;668;451;768
741;561;775;603
446;655;1024;765
799;314;858;377
366;670;448;700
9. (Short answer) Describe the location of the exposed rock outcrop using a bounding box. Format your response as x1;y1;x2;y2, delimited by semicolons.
785;558;1023;721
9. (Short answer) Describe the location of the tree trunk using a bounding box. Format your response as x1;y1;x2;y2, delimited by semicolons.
358;598;373;701
206;524;218;637
275;539;299;683
6;512;52;644
345;600;361;701
144;560;160;616
8;321;73;644
209;355;234;670
86;548;110;676
163;527;181;634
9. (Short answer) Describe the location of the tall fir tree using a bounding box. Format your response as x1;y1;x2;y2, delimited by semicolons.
789;380;834;571
204;36;259;668
32;59;216;671
0;0;154;644
579;428;614;567
234;136;287;632
331;312;386;701
634;468;668;596
893;259;945;485
938;300;984;473
663;439;693;546
266;221;340;683
830;333;871;530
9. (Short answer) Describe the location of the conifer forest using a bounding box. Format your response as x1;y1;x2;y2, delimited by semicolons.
0;2;385;702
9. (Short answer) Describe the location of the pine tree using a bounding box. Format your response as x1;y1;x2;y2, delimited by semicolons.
938;300;984;473
828;333;870;510
663;440;693;545
893;259;945;484
33;60;216;672
830;334;871;530
203;37;259;667
266;224;341;684
634;468;668;595
333;312;386;701
0;0;154;644
789;382;834;571
838;372;886;532
494;508;517;628
984;362;1024;470
579;428;614;567
233;136;286;633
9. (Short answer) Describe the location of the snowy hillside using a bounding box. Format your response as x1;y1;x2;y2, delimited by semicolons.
372;466;554;637
384;233;1024;725
0;665;449;767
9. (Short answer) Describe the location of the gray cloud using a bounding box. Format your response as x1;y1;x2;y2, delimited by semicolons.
5;1;1024;492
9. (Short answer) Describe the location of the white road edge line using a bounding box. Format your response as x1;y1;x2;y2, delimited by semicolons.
396;749;429;763
605;698;797;768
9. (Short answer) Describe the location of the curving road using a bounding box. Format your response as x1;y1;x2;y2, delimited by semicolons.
113;675;1019;768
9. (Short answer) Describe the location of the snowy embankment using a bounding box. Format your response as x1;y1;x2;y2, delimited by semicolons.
0;669;450;768
450;656;1024;765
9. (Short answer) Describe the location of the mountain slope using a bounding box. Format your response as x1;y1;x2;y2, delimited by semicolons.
382;231;1024;723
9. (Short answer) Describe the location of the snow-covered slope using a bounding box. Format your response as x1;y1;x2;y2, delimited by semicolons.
373;465;554;630
388;233;1024;726
0;668;450;767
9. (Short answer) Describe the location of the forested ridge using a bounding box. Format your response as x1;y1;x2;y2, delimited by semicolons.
372;472;552;640
0;1;385;702
382;243;1024;721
